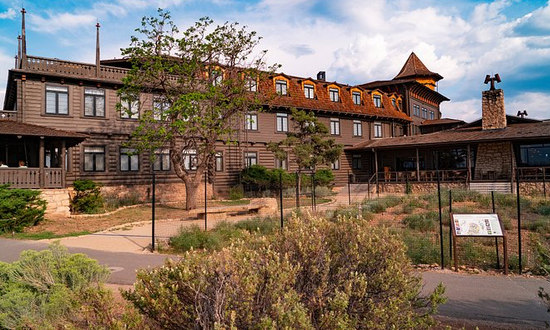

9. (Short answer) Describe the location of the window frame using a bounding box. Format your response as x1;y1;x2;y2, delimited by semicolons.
330;118;340;135
215;152;224;172
275;79;288;95
120;147;139;172
331;158;340;170
244;152;258;167
153;148;171;171
413;104;420;117
329;88;340;102
373;94;382;108
245;113;258;131
422;107;428;119
374;122;383;138
120;94;139;119
183;149;198;171
352;154;362;170
153;96;170;121
45;85;69;115
304;84;315;99
353;120;362;137
83;146;105;172
352;91;361;105
275;157;288;170
276;113;288;132
84;88;105;117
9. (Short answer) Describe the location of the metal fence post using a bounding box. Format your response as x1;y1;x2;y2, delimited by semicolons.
151;171;156;252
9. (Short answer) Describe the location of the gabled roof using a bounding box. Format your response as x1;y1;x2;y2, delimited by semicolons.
393;52;443;81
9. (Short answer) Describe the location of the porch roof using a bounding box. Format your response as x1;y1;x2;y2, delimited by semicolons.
0;119;88;139
347;121;550;151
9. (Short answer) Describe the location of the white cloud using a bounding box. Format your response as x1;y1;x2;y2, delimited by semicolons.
0;8;16;19
440;98;480;122
506;92;550;120
29;12;96;33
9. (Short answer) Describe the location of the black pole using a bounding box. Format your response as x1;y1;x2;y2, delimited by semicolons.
449;190;452;261
436;152;444;269
348;170;351;205
151;171;156;252
516;170;522;274
492;191;500;269
313;172;316;211
311;172;315;211
204;170;208;231
543;168;547;199
295;172;300;208
279;171;284;229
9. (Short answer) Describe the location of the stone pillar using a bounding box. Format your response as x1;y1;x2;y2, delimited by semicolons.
482;89;506;130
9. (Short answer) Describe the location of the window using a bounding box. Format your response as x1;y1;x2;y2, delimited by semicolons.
275;157;287;170
211;70;223;86
429;111;435;120
84;88;105;117
153;97;170;121
352;91;361;105
276;113;288;132
398;99;403;110
374;122;382;138
245;114;258;131
422;107;428;119
120;147;139;172
352;154;362;169
304;84;314;99
413;104;420;117
329;88;339;102
83;146;105;172
275;80;287;95
519;144;550;166
183;150;197;170
120;94;139;119
353;120;362;137
245;77;257;92
215;152;224;172
330;118;340;135
245;152;257;167
46;85;68;115
331;158;340;170
391;98;396;108
373;94;382;108
153;148;170;171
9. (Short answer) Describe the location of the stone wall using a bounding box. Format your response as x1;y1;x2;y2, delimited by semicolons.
518;182;550;196
475;142;512;180
379;182;468;194
482;89;506;130
40;189;71;216
101;182;213;204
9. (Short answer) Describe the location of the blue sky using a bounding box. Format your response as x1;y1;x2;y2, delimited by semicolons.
0;0;549;121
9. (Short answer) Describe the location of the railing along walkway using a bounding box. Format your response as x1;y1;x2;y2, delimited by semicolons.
0;168;63;188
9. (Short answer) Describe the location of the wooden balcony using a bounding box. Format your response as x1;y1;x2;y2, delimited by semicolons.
0;168;64;189
23;56;129;81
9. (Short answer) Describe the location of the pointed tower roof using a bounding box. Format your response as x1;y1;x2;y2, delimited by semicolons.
393;52;442;81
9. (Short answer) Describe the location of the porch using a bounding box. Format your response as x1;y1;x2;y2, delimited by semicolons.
0;119;87;189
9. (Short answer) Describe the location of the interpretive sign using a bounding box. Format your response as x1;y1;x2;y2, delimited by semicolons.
450;213;508;274
451;214;503;237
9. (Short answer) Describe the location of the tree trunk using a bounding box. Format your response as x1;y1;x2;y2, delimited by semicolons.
185;179;201;210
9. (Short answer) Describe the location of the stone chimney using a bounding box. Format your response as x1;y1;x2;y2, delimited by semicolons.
482;74;506;130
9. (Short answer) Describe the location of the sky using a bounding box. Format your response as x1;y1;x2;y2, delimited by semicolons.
0;0;548;121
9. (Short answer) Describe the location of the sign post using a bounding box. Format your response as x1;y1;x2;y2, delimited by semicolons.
451;213;508;274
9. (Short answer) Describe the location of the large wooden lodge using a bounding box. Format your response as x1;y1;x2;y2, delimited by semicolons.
1;10;548;214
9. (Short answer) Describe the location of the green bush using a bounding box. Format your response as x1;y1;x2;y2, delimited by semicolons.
403;214;436;232
401;231;440;264
70;179;103;214
126;214;445;329
0;243;126;329
234;216;279;235
228;184;244;200
169;225;224;252
536;201;550;216
0;184;46;233
241;164;271;190
301;169;335;188
103;191;142;211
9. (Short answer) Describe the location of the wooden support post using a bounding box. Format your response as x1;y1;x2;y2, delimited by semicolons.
416;148;420;182
39;137;45;188
374;150;379;195
466;144;471;184
60;140;66;188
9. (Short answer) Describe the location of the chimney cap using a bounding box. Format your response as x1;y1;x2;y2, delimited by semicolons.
484;73;501;90
317;71;326;81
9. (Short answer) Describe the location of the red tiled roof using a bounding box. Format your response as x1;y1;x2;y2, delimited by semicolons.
393;52;443;81
347;121;550;150
261;75;411;122
0;120;89;139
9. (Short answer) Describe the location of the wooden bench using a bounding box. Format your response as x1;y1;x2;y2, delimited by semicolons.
189;198;277;221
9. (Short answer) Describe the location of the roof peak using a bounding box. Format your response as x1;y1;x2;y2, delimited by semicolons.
393;52;442;81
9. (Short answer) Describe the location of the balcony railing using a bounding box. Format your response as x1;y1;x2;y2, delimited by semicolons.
0;110;17;120
0;168;63;188
24;56;129;81
517;167;550;182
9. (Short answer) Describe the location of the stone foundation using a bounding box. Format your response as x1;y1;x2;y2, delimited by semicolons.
40;189;71;216
100;182;213;204
475;142;512;180
379;182;468;194
518;182;550;196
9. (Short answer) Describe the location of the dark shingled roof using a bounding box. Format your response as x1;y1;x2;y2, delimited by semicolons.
393;52;443;81
419;118;465;126
0;120;89;139
347;121;550;151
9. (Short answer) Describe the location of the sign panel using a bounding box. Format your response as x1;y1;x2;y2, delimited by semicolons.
451;214;503;237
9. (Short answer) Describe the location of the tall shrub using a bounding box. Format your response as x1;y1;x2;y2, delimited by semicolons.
0;184;46;233
70;180;103;214
124;214;445;328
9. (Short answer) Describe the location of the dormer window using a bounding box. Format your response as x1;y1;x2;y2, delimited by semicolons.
373;94;382;108
211;70;223;86
391;98;396;108
275;79;287;95
352;91;361;105
245;77;257;92
329;88;339;102
304;84;314;99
